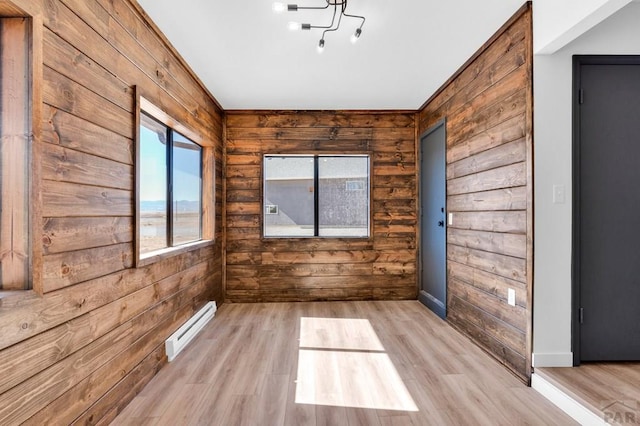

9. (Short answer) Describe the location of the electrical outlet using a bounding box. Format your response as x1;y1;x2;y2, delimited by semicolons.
507;288;516;306
448;213;453;226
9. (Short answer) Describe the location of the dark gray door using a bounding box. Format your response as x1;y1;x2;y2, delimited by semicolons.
419;122;446;319
576;58;640;361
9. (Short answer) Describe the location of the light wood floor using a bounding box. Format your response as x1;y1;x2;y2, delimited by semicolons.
536;363;640;423
111;301;575;425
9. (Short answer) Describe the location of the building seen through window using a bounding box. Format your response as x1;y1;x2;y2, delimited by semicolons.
263;155;369;238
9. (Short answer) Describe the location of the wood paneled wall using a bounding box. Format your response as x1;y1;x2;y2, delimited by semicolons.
225;112;417;302
0;0;223;424
417;3;533;381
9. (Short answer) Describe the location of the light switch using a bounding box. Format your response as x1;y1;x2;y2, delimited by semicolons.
448;213;453;226
507;288;516;307
553;184;566;204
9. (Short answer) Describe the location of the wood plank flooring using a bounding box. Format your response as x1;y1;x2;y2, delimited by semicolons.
111;301;575;425
536;364;640;423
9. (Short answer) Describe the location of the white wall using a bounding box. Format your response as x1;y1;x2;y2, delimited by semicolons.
533;0;632;54
533;2;640;367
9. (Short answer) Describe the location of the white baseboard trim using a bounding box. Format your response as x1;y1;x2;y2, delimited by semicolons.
165;301;217;362
532;352;573;367
531;373;606;425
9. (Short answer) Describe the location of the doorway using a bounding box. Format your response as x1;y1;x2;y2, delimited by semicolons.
419;121;446;319
573;56;640;363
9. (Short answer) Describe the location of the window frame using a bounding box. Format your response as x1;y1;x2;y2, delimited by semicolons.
262;153;371;239
0;12;43;297
135;95;214;267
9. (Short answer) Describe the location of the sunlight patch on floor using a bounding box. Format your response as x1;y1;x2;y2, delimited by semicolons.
295;317;418;412
299;317;385;351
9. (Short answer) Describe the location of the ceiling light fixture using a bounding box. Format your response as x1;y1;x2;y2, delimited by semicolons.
273;0;365;51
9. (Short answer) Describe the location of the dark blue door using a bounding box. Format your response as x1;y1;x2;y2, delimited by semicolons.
577;59;640;361
419;122;446;319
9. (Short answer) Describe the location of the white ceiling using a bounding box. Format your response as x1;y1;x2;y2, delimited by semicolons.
137;0;527;110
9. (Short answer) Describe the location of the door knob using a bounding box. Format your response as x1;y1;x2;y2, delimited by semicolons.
438;220;444;227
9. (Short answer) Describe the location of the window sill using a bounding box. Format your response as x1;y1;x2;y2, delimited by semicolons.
0;290;40;308
263;236;371;239
136;239;214;268
261;235;372;242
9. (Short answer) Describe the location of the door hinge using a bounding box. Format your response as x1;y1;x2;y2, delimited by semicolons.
578;89;584;105
579;307;584;324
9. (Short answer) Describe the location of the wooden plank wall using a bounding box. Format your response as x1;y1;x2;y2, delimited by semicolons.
417;3;533;381
0;0;223;424
225;111;418;302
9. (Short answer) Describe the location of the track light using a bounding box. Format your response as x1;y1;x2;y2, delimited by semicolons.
273;0;366;50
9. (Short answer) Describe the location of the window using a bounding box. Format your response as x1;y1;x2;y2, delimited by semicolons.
346;180;365;191
265;205;279;215
263;155;370;238
136;96;215;266
138;109;203;258
0;17;31;291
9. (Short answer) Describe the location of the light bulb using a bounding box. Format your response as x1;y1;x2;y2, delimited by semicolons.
288;21;301;31
317;39;325;53
350;28;362;44
272;2;286;13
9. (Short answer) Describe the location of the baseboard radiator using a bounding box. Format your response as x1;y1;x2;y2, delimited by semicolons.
165;301;217;362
